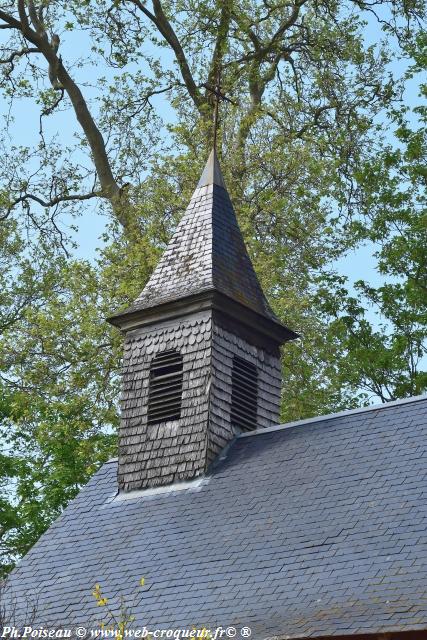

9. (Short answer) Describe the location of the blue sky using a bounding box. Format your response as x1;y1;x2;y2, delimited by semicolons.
1;11;423;294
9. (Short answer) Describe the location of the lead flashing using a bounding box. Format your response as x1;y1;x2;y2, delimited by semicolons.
114;475;208;500
239;393;427;439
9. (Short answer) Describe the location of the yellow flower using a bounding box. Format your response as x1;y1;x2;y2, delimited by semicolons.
139;577;145;586
92;584;102;599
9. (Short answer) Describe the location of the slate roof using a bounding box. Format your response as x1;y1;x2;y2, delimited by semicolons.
112;150;281;325
7;395;427;638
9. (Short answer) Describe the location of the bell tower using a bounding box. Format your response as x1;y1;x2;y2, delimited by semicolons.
108;150;298;492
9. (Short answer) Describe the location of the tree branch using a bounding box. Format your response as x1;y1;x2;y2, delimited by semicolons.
1;190;102;221
0;3;133;229
270;0;307;47
0;8;22;30
130;0;204;113
0;47;38;65
16;0;31;33
207;0;233;92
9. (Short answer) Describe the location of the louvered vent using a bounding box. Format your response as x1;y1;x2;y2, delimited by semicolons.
147;350;183;425
230;356;258;432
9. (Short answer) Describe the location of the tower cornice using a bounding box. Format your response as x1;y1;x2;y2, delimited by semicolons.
107;288;298;346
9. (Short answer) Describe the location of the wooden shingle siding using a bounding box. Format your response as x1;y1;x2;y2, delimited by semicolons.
208;322;282;464
119;308;283;491
119;312;212;492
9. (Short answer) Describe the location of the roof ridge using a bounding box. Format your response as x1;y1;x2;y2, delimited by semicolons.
239;393;427;439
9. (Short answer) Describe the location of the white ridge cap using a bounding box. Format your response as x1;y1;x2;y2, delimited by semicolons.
238;393;427;439
197;148;226;188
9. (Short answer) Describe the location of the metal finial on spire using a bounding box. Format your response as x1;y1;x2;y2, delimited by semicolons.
212;67;221;151
203;67;237;152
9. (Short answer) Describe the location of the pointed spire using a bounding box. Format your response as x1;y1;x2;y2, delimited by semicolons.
108;150;298;343
197;148;226;189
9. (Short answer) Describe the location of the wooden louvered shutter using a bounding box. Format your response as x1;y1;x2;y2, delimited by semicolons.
230;356;258;431
148;350;183;425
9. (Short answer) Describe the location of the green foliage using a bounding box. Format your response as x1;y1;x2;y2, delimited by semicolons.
0;213;166;576
0;0;425;576
315;47;427;401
